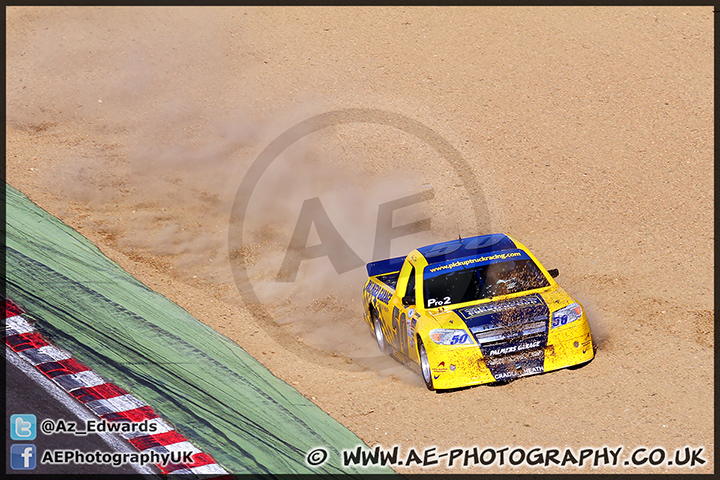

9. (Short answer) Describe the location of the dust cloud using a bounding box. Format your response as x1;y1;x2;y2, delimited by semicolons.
238;126;444;379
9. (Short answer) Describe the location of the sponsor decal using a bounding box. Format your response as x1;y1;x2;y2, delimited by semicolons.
408;318;418;349
427;296;452;307
406;315;414;346
426;250;527;274
488;340;542;357
363;281;393;304
484;348;544;366
456;295;543;321
493;365;543;380
524;366;543;374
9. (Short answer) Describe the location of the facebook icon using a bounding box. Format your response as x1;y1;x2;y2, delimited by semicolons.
11;444;37;470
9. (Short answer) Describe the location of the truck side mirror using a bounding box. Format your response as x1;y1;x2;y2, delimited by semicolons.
402;295;415;306
548;268;559;278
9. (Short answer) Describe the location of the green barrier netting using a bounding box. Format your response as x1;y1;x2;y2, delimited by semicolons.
4;183;392;475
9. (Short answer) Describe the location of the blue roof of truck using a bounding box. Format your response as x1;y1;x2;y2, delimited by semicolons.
366;233;518;277
418;233;517;264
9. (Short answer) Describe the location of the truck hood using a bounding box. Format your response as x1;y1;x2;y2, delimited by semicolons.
452;293;551;380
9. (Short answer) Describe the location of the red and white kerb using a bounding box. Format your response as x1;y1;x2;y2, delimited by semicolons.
4;299;230;476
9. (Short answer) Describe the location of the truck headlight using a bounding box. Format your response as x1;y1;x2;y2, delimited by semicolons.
429;329;474;346
551;303;583;329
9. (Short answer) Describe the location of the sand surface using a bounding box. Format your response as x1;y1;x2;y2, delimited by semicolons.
6;6;713;473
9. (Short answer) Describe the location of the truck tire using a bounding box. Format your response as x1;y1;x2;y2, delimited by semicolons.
418;340;435;391
372;309;392;355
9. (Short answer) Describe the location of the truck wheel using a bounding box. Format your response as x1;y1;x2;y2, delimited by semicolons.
372;309;392;355
418;340;435;391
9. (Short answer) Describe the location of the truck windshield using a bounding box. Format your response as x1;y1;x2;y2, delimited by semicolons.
423;259;549;308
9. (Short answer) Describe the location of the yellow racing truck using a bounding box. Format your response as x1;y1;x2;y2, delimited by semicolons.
362;233;594;390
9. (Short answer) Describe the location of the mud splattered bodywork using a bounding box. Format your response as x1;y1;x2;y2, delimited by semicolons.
362;233;594;390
